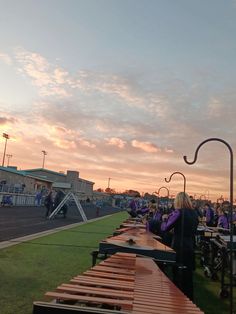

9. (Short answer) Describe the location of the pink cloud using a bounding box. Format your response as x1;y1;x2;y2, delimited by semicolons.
131;140;160;153
0;116;17;125
105;137;126;148
1;49;235;200
0;52;12;65
165;148;174;153
15;49;71;97
79;138;96;148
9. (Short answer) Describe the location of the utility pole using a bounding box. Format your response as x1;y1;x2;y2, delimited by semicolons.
6;154;12;166
108;177;111;189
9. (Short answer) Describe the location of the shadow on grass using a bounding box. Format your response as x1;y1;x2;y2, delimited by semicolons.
194;268;231;314
5;240;99;249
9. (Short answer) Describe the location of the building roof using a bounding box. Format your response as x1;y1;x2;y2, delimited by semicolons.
24;168;94;185
0;166;27;176
23;168;66;177
0;166;53;183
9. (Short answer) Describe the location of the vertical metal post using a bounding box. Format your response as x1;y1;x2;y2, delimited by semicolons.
183;138;234;314
156;186;170;198
108;177;111;189
164;171;187;289
154;186;170;212
165;171;186;193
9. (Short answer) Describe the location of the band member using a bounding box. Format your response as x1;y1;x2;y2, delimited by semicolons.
204;203;214;227
54;190;68;218
217;205;229;229
161;192;198;301
44;190;53;218
127;195;140;217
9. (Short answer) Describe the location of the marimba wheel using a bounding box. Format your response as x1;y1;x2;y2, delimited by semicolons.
211;273;218;281
219;288;229;298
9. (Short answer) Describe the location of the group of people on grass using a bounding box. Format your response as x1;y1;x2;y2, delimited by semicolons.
127;192;234;302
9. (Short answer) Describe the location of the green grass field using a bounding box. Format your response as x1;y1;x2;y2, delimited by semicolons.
0;212;233;314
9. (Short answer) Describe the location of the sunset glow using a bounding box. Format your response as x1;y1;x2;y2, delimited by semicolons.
0;1;236;201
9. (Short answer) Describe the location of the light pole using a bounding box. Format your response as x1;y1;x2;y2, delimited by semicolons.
164;171;187;285
6;154;12;167
183;137;234;314
154;186;170;198
154;186;170;210
42;150;47;168
2;133;9;167
165;171;186;193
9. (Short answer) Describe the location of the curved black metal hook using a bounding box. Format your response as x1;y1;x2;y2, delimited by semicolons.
183;137;234;314
183;138;233;165
165;171;186;193
156;186;170;198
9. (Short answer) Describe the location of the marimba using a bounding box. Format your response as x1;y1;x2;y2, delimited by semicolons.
33;252;204;314
120;222;146;229
208;235;236;298
98;227;175;264
217;235;236;249
112;217;147;236
196;225;230;279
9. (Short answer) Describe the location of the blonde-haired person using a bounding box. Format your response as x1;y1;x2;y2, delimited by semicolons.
161;192;198;301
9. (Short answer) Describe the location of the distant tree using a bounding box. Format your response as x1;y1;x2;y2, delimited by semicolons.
96;188;104;192
105;187;116;194
124;189;140;197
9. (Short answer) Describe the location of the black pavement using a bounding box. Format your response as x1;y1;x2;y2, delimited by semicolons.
0;203;122;242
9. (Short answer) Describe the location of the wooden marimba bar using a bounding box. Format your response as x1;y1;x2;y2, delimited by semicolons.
33;252;204;314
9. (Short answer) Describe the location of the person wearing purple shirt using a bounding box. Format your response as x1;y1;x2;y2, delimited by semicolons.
161;192;198;301
217;208;229;229
148;206;162;235
127;195;140;217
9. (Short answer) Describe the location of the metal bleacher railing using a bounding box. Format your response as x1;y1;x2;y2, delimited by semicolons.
0;184;35;206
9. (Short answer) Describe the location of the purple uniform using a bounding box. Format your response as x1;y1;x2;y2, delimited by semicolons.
205;206;214;226
128;199;140;217
217;214;229;229
161;207;198;301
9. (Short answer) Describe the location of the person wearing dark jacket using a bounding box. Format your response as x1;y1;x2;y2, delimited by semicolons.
54;190;68;218
44;190;54;218
204;203;214;226
161;192;198;301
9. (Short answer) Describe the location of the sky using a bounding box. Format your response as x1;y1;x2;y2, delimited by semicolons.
0;0;236;200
